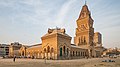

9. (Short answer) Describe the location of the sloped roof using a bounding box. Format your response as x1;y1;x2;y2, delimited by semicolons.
27;45;42;50
30;43;42;47
71;45;87;50
78;4;91;20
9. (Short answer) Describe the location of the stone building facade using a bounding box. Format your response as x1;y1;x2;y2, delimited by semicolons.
74;4;96;57
9;42;22;57
9;4;105;59
41;28;72;59
18;28;88;60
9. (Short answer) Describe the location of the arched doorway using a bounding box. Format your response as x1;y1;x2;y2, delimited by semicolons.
44;48;46;59
90;49;92;57
47;46;50;59
51;48;54;59
63;46;66;55
60;47;62;56
47;46;50;53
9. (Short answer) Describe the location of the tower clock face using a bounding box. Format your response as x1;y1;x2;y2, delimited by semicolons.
79;25;86;31
81;12;86;18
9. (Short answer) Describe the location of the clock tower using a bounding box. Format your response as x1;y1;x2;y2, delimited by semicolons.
74;4;95;57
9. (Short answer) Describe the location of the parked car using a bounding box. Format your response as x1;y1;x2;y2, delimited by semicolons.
102;60;107;62
102;59;115;62
108;60;115;62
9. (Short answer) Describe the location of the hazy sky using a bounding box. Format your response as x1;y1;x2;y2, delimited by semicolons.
0;0;120;48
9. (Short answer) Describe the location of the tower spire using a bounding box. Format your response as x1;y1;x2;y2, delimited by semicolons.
85;0;87;5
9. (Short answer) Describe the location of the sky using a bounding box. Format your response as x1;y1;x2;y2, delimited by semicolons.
0;0;120;48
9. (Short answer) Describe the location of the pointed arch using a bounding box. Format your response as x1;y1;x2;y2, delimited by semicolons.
60;47;62;56
81;36;83;44
63;46;66;54
84;36;86;45
44;48;46;53
67;48;69;56
51;47;54;53
47;46;50;53
78;37;81;45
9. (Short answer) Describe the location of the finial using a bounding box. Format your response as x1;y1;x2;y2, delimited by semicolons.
85;0;87;5
55;26;59;30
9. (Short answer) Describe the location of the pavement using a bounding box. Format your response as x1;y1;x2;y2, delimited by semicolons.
0;57;120;67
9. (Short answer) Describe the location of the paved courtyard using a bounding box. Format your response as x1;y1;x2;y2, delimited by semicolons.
0;57;120;67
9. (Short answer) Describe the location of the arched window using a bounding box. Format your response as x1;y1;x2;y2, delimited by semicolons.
51;48;54;53
60;47;62;56
63;46;66;54
67;48;69;56
90;50;92;56
84;36;86;45
44;48;46;53
81;36;83;44
47;46;50;53
78;37;81;45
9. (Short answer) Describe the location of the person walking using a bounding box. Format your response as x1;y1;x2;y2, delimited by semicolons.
13;56;16;62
